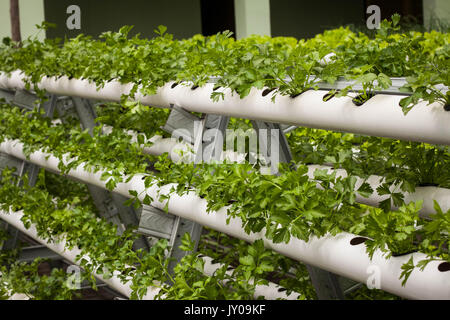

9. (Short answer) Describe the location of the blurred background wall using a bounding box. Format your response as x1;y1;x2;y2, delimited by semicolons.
0;0;449;41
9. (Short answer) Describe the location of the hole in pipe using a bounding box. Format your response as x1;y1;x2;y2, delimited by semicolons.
277;288;287;292
213;85;221;91
350;237;368;245
444;104;450;111
191;85;199;90
323;92;336;102
262;88;276;97
290;88;312;99
391;250;417;257
352;92;375;106
323;90;340;102
171;82;179;89
417;182;439;187
438;262;450;272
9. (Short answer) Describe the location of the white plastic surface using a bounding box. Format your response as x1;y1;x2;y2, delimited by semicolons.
1;71;450;145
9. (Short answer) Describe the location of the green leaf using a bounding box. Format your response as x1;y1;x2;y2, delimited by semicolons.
357;182;374;198
239;255;255;266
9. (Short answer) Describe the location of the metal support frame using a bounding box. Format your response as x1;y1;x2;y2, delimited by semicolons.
16;245;126;298
0;86;364;299
71;96;150;250
139;195;203;273
0;88;15;104
162;105;200;145
86;185;125;234
197;113;230;163
0;92;58;253
251;121;293;170
0;90;146;298
0;88;155;298
140;108;230;274
18;245;61;262
251;120;355;300
157;111;359;297
306;265;345;299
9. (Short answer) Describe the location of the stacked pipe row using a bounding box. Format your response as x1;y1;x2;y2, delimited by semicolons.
0;138;448;299
1;71;450;146
118;125;450;219
0;205;299;300
0;69;449;299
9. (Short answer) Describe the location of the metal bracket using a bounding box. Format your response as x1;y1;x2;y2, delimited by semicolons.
0;220;20;252
0;153;23;175
252;120;350;300
251;121;294;172
138;205;176;240
139;109;230;274
0;88;15;103
72;97;98;134
12;90;39;111
55;96;79;123
197;114;230;163
18;245;61;262
167;218;202;273
306;266;345;300
162;105;202;145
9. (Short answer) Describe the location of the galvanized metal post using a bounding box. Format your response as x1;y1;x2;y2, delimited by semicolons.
251;120;350;300
71;97;149;250
141;108;230;274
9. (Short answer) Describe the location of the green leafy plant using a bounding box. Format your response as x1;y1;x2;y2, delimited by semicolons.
0;17;449;299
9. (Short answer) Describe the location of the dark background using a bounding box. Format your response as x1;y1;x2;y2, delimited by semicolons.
43;0;425;39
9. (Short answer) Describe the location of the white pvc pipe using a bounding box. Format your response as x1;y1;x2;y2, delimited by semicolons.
6;72;450;215
1;71;450;146
0;208;161;299
1;139;449;299
0;207;298;300
168;84;450;146
106;125;450;218
8;293;31;300
143;133;450;218
305;165;450;219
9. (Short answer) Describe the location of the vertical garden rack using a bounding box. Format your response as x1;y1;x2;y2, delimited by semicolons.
0;71;449;299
